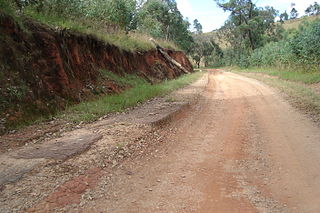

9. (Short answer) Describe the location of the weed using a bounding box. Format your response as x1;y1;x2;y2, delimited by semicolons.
100;70;146;87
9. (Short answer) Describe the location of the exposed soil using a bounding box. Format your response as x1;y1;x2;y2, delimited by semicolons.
1;70;320;212
310;82;320;95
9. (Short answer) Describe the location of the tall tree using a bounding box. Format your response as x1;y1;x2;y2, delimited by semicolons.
214;0;280;66
280;11;289;23
290;7;298;19
193;19;203;34
215;0;278;51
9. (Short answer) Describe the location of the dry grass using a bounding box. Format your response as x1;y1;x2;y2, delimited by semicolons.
282;14;320;30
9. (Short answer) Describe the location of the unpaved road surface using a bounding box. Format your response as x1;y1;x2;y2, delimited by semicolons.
79;70;320;213
1;70;320;212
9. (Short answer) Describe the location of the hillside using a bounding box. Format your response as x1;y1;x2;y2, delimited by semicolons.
282;14;320;30
199;14;320;50
0;11;193;134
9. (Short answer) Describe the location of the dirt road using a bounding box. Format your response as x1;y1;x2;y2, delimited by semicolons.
2;70;320;212
77;70;320;213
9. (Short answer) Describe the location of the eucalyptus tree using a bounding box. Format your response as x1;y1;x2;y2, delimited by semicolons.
290;7;298;19
214;0;280;65
137;0;193;50
305;2;320;16
193;19;203;34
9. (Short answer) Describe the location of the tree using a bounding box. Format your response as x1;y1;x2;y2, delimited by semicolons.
106;0;137;31
305;2;320;15
214;0;281;66
137;0;193;50
193;19;203;34
215;0;278;51
190;35;221;68
290;7;298;19
280;11;289;23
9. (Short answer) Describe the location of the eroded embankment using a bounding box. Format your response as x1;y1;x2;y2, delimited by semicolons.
0;12;193;133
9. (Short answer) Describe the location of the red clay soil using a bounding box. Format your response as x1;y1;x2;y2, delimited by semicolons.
27;167;104;212
0;12;193;133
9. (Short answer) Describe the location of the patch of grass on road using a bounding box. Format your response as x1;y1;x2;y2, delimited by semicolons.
230;68;320;122
62;71;204;123
230;67;320;84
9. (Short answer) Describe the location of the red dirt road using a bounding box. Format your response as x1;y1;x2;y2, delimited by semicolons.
75;70;320;212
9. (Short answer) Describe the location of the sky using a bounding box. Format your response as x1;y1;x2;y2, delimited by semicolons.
176;0;319;32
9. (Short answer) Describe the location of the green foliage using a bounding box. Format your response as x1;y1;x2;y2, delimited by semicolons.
305;2;320;16
0;0;16;14
24;9;179;52
193;19;203;34
137;0;193;51
104;0;137;31
6;0;192;51
248;19;320;72
290;8;299;19
290;20;320;68
280;11;289;23
214;0;281;66
190;34;223;68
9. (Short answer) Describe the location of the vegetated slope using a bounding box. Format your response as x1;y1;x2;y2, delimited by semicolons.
202;14;320;50
0;12;193;134
282;14;320;30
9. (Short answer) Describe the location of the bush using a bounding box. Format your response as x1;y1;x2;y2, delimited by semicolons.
248;18;320;71
290;20;320;69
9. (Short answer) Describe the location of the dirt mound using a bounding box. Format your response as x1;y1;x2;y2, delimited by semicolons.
0;12;193;133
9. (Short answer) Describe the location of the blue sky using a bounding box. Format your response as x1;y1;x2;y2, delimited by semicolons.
176;0;319;32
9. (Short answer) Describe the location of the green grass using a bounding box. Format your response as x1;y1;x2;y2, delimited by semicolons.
232;67;320;84
23;10;179;52
61;71;203;123
100;70;147;87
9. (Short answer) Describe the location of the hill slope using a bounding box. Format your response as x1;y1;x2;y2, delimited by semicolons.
0;12;193;134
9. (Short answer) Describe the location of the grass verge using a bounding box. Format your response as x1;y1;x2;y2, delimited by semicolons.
229;68;320;122
23;10;179;52
60;71;204;124
230;67;320;84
